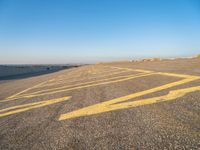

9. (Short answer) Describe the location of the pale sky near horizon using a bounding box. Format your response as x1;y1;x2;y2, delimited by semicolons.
0;0;200;64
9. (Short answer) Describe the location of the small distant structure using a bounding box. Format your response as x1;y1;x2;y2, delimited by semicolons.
131;58;162;62
131;59;140;62
142;58;162;62
195;54;200;58
131;55;200;62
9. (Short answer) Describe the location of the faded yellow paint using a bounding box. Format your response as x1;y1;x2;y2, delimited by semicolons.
3;66;199;102
0;96;71;117
110;66;152;73
5;66;147;100
3;72;154;101
1;65;200;121
58;66;200;120
43;67;108;84
59;86;200;121
3;66;118;100
6;81;48;99
40;69;122;87
22;72;148;97
39;69;134;88
109;66;195;78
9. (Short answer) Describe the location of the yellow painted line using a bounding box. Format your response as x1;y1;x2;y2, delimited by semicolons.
113;67;153;73
0;96;71;117
156;72;197;78
40;68;198;96
25;72;147;95
19;72;153;97
5;66;122;99
60;68;120;75
39;69;133;88
109;66;195;78
133;69;155;73
2;72;155;101
36;70;141;88
6;81;48;99
49;73;85;83
48;73;84;83
5;66;110;99
59;85;200;121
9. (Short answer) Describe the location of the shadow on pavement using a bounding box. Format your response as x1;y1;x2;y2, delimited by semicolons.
0;65;80;81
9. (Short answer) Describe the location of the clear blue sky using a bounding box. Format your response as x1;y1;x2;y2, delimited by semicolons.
0;0;200;64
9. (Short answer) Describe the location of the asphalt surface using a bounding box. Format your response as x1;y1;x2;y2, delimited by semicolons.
0;58;200;150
